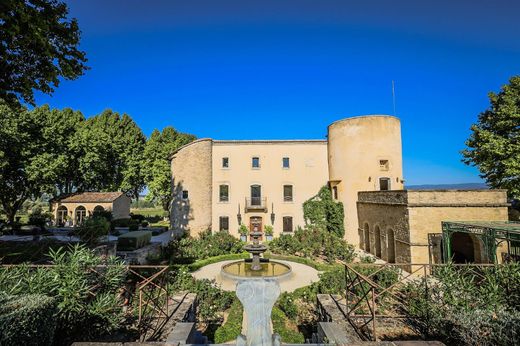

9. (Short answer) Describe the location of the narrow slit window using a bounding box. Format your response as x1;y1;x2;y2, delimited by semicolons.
282;157;290;168
219;216;229;232
219;184;229;202
252;157;260;168
222;157;229;168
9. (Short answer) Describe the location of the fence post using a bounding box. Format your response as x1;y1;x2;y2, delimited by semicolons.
423;265;429;337
372;287;377;341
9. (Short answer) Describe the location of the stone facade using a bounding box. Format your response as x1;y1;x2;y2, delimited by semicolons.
357;190;509;265
170;115;404;240
170;139;213;236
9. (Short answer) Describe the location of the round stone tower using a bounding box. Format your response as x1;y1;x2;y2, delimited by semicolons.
327;115;403;246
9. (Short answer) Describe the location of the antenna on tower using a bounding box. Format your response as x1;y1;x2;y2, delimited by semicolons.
392;80;397;116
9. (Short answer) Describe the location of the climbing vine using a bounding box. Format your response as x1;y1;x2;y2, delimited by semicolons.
303;186;345;238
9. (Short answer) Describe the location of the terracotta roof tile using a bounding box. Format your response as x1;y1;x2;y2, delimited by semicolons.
57;192;125;203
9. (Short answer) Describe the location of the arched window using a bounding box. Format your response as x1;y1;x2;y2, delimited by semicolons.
374;225;382;258
387;228;396;263
75;206;87;225
57;206;68;226
364;223;370;253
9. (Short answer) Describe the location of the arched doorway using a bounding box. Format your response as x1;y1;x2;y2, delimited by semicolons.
93;205;105;215
364;223;370;253
451;232;485;263
75;206;86;225
387;228;396;263
56;206;68;226
375;226;382;258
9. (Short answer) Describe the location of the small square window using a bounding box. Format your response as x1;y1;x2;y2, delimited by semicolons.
283;185;293;202
219;216;229;232
182;190;189;199
222;157;229;168
283;216;293;233
379;160;389;171
379;178;390;191
252;157;260;168
219;184;229;202
282;157;290;168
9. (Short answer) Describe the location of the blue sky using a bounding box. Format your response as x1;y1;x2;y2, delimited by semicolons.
35;0;520;185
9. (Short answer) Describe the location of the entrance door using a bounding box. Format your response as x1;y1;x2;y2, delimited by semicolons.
250;217;263;239
251;185;261;206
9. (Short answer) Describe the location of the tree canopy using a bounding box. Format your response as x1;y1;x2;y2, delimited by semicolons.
0;0;87;107
144;127;196;213
462;76;520;197
0;102;52;222
74;110;147;198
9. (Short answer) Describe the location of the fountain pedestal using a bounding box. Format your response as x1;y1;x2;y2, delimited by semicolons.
243;231;267;271
236;279;281;346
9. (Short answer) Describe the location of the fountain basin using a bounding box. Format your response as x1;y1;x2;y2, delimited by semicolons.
221;260;292;280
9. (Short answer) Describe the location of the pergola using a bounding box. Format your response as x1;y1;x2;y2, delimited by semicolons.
442;221;520;263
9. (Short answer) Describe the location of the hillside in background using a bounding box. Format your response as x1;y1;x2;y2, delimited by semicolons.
406;183;488;190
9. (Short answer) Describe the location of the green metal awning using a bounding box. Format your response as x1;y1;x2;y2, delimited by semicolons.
441;221;520;263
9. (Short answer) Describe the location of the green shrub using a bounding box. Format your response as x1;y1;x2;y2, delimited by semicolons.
165;230;244;262
0;245;127;344
77;216;110;245
271;306;305;344
170;266;234;322
214;299;243;343
117;231;152;251
111;218;131;230
403;263;520;345
128;219;140;231
303;186;345;238
269;226;355;263
0;293;57;346
92;209;113;222
28;207;50;229
277;292;298;319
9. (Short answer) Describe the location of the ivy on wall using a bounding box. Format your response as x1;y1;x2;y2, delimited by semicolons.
303;186;345;238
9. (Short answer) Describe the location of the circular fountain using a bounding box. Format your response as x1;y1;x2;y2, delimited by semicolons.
221;231;292;280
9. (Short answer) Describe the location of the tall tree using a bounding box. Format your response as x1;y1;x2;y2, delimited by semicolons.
0;0;88;107
74;110;146;198
144;127;196;213
462;76;520;197
0;102;52;222
30;105;85;195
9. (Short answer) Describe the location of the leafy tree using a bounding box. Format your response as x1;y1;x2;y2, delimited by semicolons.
462;76;520;197
0;0;88;107
0;102;52;223
29;105;85;195
144;127;195;213
303;186;345;238
74;110;147;198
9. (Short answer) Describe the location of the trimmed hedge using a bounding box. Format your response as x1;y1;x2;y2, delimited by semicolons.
117;230;152;250
0;293;57;346
214;299;243;343
272;306;305;344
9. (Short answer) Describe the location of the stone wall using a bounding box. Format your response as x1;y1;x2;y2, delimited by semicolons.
170;139;213;237
357;190;509;265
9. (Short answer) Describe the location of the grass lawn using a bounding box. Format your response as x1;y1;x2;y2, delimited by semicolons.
130;207;164;217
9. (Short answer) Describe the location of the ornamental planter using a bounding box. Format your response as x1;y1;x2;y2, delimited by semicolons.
240;235;248;242
266;235;273;241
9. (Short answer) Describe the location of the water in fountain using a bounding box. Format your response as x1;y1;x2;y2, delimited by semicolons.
221;231;292;280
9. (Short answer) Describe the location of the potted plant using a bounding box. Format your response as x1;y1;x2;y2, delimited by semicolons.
264;225;273;241
239;224;249;242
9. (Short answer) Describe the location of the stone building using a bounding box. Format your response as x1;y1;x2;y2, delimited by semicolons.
50;192;131;226
356;190;509;265
170;115;404;240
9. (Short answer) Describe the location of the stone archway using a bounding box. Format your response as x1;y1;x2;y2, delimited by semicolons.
374;225;382;258
364;223;370;253
387;228;396;263
451;232;486;263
